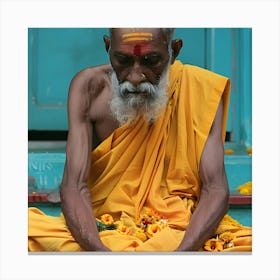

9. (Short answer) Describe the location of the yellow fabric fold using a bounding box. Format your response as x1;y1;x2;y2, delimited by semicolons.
28;60;252;252
28;208;82;252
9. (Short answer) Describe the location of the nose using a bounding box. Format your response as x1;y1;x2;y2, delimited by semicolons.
126;64;146;86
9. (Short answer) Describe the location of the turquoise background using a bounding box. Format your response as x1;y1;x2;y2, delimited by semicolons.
28;28;252;148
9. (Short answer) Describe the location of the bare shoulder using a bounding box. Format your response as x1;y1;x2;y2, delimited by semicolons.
68;64;112;122
68;64;117;141
69;64;112;95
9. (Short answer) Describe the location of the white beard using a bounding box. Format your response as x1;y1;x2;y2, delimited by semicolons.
110;65;170;126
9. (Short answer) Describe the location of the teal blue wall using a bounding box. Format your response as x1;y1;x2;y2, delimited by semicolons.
28;28;252;147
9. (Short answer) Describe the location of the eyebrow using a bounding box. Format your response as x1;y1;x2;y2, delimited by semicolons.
113;51;133;57
113;51;160;58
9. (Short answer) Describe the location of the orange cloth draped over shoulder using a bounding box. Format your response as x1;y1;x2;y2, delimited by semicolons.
28;61;252;252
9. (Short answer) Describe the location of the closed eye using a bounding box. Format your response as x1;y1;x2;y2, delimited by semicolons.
141;54;161;67
114;53;133;66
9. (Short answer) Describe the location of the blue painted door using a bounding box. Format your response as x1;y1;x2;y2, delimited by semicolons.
28;28;109;130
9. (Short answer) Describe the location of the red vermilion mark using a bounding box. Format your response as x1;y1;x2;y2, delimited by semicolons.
133;44;142;56
120;42;153;56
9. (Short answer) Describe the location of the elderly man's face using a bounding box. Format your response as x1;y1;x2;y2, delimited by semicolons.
107;28;171;85
104;28;181;125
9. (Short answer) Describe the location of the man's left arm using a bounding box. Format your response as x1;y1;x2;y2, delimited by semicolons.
176;98;229;251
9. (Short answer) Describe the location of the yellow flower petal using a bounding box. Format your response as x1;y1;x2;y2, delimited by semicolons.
204;238;224;252
146;223;161;239
219;231;236;243
237;181;252;195
116;222;131;235
135;229;147;242
100;214;114;225
224;149;234;155
247;147;252;155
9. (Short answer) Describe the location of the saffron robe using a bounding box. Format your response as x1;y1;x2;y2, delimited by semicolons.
28;61;252;252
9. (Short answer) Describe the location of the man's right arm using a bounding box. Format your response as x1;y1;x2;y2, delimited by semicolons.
60;72;110;251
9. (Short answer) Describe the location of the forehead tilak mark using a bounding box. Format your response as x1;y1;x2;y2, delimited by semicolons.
121;33;154;56
122;32;153;43
120;43;153;56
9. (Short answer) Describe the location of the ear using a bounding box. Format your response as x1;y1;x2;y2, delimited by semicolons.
103;35;111;53
171;39;183;63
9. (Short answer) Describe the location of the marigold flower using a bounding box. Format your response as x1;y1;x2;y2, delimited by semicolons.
247;147;252;155
100;214;114;225
134;208;169;240
224;149;234;155
145;209;162;221
116;222;131;235
204;238;224;252
219;231;236;243
146;223;161;239
237;181;252;195
135;229;147;242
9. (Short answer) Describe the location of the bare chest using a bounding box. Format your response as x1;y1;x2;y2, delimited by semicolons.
89;86;120;149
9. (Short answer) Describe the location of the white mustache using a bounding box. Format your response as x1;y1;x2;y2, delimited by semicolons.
119;81;158;99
